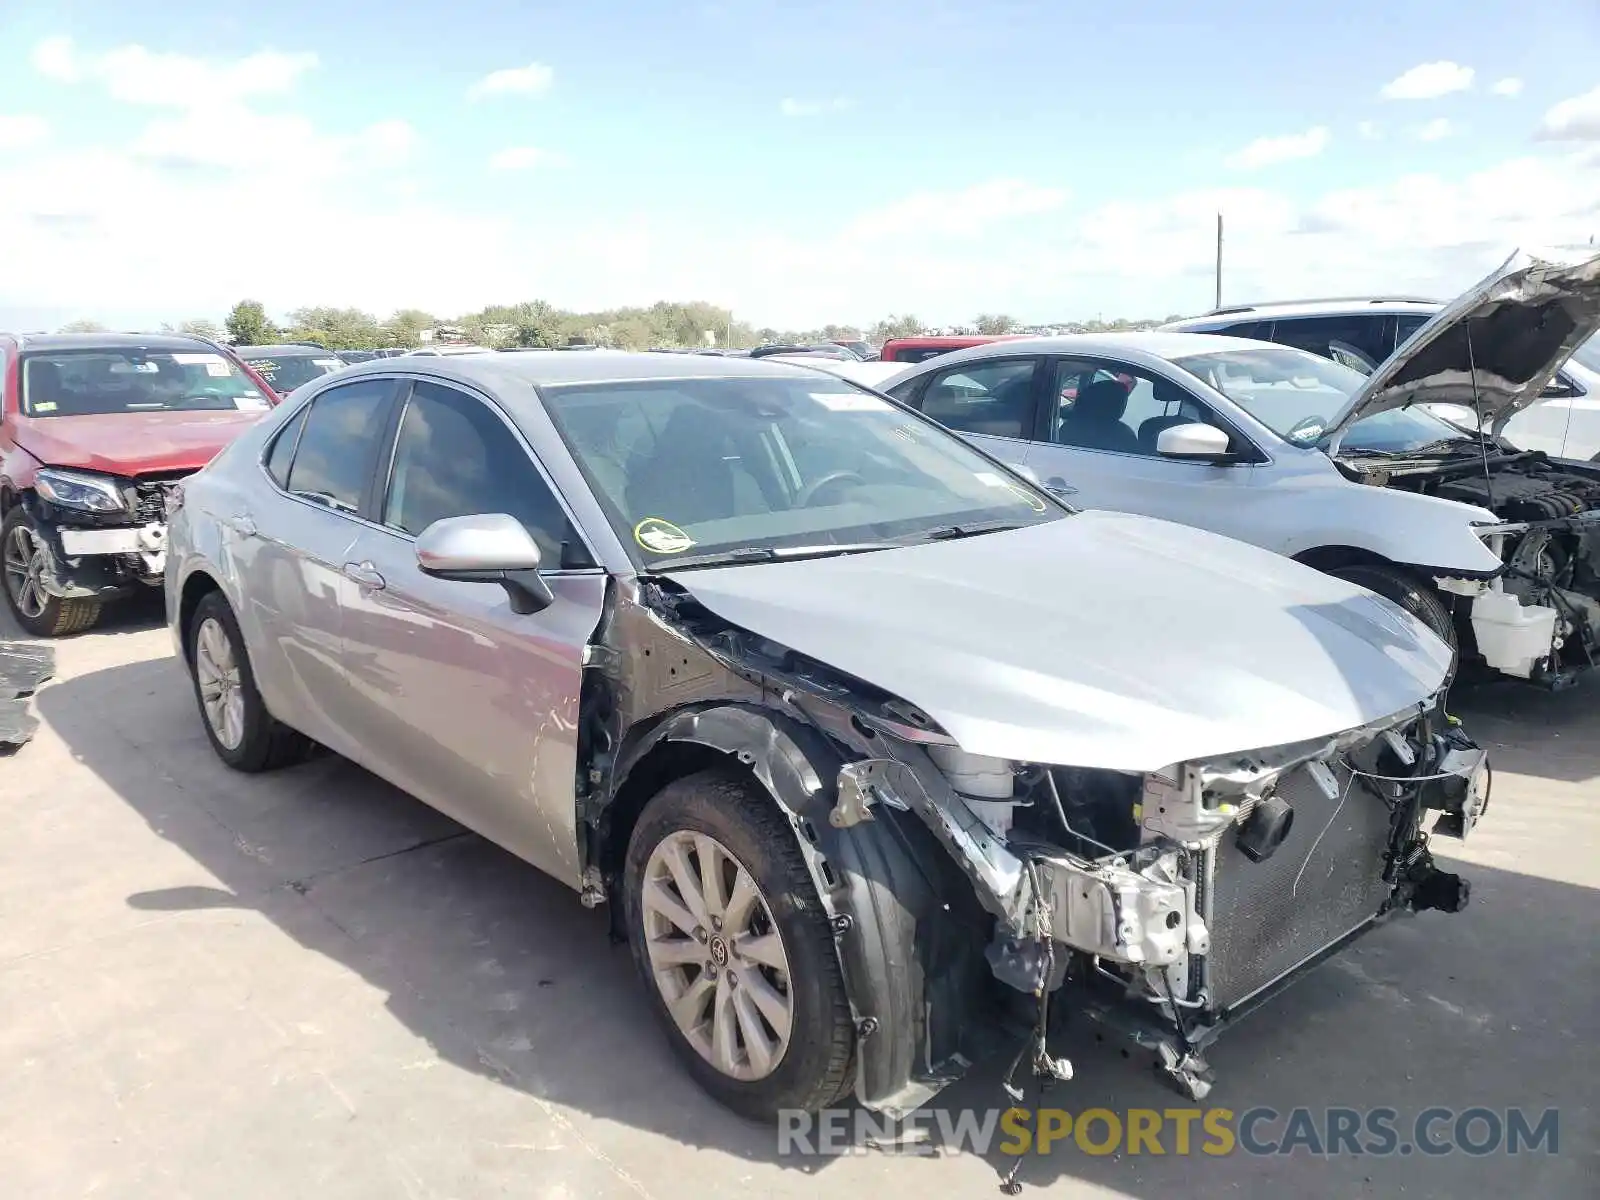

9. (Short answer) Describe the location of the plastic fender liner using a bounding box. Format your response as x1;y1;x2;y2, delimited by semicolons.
624;703;983;1114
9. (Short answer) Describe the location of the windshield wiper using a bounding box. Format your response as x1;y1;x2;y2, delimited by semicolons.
908;519;1026;543
658;542;895;570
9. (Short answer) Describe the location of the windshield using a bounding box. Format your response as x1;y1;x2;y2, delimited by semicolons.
1573;334;1600;374
19;349;275;417
243;353;343;394
1173;346;1463;454
539;376;1065;567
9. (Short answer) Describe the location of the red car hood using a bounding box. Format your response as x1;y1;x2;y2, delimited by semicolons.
14;410;267;475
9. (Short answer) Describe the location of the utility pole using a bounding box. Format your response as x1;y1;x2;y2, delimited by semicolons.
1214;212;1224;310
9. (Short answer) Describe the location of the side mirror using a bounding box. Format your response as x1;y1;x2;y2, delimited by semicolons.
1156;422;1234;462
415;513;553;615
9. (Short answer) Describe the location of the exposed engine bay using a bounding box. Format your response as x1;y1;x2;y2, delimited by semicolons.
829;710;1487;1101
1345;449;1600;685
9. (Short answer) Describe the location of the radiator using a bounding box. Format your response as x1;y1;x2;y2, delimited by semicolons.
1202;761;1396;1011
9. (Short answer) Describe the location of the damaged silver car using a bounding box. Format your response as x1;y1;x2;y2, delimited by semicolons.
164;353;1490;1119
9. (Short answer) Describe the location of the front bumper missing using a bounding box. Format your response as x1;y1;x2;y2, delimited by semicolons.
21;498;166;599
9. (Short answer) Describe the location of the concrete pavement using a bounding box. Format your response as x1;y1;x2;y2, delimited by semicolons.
1;593;1595;1198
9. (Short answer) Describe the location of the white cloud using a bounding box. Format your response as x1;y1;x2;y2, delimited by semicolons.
1417;117;1455;142
1537;86;1600;141
32;36;317;107
467;63;554;100
0;115;50;149
488;146;551;171
1380;61;1474;100
843;179;1068;240
30;36;79;82
1357;121;1383;140
779;97;852;117
1225;126;1330;169
1491;77;1524;98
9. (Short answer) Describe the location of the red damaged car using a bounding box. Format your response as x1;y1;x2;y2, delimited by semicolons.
1;333;278;636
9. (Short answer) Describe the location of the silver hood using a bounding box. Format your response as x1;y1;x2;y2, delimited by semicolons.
664;512;1452;772
1325;248;1600;453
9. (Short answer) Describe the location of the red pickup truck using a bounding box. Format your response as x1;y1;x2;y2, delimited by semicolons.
1;332;279;636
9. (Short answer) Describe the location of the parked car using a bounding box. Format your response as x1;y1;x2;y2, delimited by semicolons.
0;332;278;635
1161;297;1600;460
407;344;492;357
880;250;1600;688
879;335;1025;364
235;345;346;401
768;356;908;389
166;351;1485;1118
336;350;378;365
829;339;878;360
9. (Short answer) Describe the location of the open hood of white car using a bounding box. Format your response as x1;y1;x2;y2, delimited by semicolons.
1325;249;1600;453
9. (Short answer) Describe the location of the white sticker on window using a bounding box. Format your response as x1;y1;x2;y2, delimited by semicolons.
812;391;891;412
973;471;1007;487
313;358;342;369
206;360;233;377
172;353;216;364
234;395;270;411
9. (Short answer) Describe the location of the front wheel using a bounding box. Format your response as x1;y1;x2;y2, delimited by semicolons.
623;768;855;1120
1;506;101;637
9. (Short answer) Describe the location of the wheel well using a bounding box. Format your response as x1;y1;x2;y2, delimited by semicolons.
1292;544;1395;574
597;740;749;883
0;485;18;516
177;571;223;660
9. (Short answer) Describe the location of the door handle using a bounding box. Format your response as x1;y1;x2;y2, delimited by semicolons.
226;513;257;537
342;561;386;590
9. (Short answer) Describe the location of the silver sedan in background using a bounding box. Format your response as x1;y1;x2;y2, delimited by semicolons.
165;351;1485;1119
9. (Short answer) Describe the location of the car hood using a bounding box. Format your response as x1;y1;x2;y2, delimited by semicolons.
15;410;268;476
1326;248;1600;452
663;512;1452;771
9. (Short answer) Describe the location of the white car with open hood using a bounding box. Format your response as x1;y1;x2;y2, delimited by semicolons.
881;250;1600;689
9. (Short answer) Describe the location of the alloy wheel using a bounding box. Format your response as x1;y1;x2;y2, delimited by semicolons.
3;523;48;620
194;616;246;750
640;830;794;1081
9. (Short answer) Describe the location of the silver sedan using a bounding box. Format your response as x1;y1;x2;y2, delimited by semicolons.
166;350;1482;1119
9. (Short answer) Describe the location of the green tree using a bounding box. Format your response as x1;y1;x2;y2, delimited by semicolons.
58;319;108;333
283;306;382;350
383;309;435;347
870;313;924;342
225;300;277;346
176;318;222;340
973;313;1015;335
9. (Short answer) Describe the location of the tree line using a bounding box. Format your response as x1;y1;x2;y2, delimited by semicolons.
53;302;1180;351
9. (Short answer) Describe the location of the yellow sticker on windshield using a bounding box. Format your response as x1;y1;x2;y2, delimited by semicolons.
1005;483;1048;513
634;517;695;555
31;401;57;413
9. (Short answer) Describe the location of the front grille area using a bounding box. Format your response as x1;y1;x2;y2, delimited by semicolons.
132;472;194;524
1204;761;1395;1011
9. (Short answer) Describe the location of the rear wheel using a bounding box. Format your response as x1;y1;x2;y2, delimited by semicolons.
1329;562;1458;679
186;591;311;772
1;506;101;637
623;768;855;1120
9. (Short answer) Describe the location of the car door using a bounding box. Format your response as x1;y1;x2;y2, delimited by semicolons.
337;378;606;888
245;377;400;758
889;356;1045;472
1026;357;1268;537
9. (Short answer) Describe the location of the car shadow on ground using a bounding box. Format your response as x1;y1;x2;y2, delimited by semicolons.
33;656;1597;1199
1450;672;1600;784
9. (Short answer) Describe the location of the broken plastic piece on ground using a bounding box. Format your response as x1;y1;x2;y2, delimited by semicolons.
0;697;40;752
0;641;55;699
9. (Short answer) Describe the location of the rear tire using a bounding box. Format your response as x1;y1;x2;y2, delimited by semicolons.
623;768;855;1120
2;506;102;637
1329;562;1458;681
186;591;311;772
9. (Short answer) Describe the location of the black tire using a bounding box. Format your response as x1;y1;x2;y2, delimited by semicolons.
623;768;855;1120
186;590;311;772
1;506;102;637
1329;562;1459;678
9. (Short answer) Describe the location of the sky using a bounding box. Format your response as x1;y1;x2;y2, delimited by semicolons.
1;0;1598;332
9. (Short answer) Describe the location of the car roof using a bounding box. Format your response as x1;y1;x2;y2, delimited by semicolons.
328;347;859;392
232;344;335;356
1162;297;1443;329
8;331;223;353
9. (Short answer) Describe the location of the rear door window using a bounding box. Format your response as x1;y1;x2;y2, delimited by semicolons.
281;379;395;515
1269;315;1392;369
912;359;1040;439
